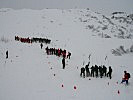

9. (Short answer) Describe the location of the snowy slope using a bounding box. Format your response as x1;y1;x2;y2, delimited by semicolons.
0;8;133;100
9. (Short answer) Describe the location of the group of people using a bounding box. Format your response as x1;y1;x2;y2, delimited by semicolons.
45;46;71;70
15;36;31;43
13;36;132;85
80;62;131;85
45;46;71;59
4;48;131;85
31;37;51;44
15;36;51;44
80;62;113;79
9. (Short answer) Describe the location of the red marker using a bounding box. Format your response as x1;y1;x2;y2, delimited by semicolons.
118;90;120;94
74;86;77;90
62;84;64;87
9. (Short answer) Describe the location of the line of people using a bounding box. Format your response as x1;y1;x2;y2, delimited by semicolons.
15;36;51;44
32;37;51;44
80;63;112;79
45;46;71;59
15;36;31;43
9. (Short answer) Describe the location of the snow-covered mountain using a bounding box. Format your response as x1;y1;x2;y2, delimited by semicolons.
78;9;133;39
0;8;133;39
0;8;133;100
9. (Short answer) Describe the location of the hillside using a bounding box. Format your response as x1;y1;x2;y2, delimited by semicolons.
0;8;133;100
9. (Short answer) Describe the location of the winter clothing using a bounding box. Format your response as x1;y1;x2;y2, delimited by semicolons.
67;52;71;59
85;65;90;77
103;65;107;76
107;66;112;79
62;57;65;69
6;50;8;59
40;43;43;49
80;67;85;78
91;66;95;77
121;71;130;84
94;65;99;78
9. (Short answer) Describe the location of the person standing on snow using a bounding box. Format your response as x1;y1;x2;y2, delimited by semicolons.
103;65;107;76
80;67;85;78
95;65;99;78
85;64;90;77
6;50;8;59
40;43;43;49
62;57;65;69
45;46;49;54
99;66;103;78
107;66;112;79
67;52;71;59
91;66;95;77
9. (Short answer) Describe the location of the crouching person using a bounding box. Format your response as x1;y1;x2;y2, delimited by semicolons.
121;71;130;85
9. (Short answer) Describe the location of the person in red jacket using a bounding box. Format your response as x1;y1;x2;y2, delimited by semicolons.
121;71;129;85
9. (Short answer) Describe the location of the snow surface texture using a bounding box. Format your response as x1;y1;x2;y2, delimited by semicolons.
0;8;133;100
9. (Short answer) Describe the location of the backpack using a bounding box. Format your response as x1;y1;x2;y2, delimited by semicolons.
127;73;131;78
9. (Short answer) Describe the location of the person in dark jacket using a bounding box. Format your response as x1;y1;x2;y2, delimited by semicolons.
62;57;65;69
45;46;49;54
85;64;90;77
6;50;8;59
99;66;103;78
40;43;43;49
67;52;71;59
80;67;85;78
91;66;95;77
107;66;112;79
103;65;107;76
95;65;99;78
